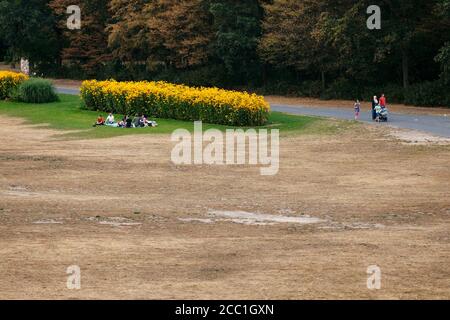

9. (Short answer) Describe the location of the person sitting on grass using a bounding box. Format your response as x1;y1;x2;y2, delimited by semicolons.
140;114;154;128
144;115;158;128
138;115;145;127
126;116;133;128
105;113;115;125
133;115;141;128
118;116;128;128
93;115;105;127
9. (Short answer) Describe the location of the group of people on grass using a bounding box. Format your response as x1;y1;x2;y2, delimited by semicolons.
94;96;388;127
94;113;158;128
353;94;388;122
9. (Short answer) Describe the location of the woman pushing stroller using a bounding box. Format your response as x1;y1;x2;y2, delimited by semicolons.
372;94;388;122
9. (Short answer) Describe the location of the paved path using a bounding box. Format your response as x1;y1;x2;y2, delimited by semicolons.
272;104;450;138
56;87;450;138
57;87;80;95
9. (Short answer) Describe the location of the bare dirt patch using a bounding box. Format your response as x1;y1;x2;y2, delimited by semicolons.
0;115;449;299
207;210;324;226
389;129;450;145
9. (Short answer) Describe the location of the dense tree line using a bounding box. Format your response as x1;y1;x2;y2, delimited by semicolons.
0;0;449;105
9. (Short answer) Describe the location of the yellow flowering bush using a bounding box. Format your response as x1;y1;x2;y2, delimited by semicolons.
0;71;29;99
81;80;270;126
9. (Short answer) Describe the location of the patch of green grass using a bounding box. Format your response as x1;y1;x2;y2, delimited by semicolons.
0;94;350;140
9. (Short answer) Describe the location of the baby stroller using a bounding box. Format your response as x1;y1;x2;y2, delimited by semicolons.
376;106;388;122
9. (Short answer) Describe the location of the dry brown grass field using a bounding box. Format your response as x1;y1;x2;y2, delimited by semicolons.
0;113;449;300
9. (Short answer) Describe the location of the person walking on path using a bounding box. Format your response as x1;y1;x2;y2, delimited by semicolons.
372;96;379;121
380;94;387;108
354;100;361;120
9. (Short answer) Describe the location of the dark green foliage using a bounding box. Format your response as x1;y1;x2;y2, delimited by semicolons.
0;0;60;74
404;81;450;107
435;43;450;84
208;0;263;85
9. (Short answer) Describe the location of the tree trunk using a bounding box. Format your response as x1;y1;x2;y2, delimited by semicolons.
321;70;326;92
402;48;409;89
262;64;267;86
57;55;62;68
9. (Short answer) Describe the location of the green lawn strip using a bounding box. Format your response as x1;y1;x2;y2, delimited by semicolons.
0;94;352;140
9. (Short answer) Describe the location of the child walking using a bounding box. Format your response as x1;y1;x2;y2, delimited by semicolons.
354;100;361;120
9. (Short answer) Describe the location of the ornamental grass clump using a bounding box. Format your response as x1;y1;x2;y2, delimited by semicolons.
13;78;59;103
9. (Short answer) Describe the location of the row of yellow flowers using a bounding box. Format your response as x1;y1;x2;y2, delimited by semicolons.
81;80;270;126
0;71;29;99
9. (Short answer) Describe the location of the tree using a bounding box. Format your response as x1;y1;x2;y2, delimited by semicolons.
434;0;450;83
259;0;337;89
259;0;449;94
377;0;440;88
0;0;447;101
108;0;213;76
147;0;213;69
313;0;387;93
209;0;264;84
108;0;152;73
209;0;263;83
49;0;111;76
0;38;6;61
0;0;60;72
